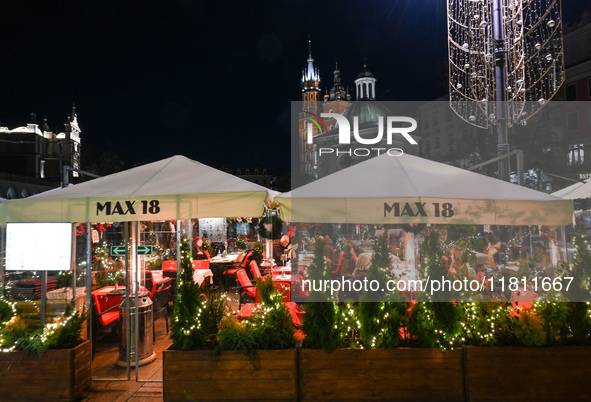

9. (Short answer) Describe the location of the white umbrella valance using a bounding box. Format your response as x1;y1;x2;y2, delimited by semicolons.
277;154;573;226
0;155;274;224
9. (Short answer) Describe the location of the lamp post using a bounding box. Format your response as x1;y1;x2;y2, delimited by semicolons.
447;0;564;182
492;0;510;181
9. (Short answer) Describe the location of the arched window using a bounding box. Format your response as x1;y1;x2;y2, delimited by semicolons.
254;168;259;175
6;187;17;199
20;188;30;198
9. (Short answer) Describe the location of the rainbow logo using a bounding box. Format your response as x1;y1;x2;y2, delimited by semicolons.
303;111;328;135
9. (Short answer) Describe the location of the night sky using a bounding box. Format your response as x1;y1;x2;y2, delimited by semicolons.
0;0;589;176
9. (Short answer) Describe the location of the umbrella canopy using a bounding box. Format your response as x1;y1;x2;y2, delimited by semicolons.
551;179;590;200
277;153;572;226
0;155;274;223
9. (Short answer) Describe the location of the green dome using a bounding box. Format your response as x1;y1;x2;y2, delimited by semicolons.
356;65;375;79
340;101;391;128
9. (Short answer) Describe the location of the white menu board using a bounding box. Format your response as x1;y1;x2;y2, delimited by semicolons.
6;222;73;271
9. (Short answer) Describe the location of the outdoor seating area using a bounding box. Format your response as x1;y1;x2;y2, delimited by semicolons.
0;153;590;402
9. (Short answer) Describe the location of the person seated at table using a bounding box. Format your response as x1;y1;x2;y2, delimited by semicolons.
192;238;208;260
483;232;498;266
273;235;290;265
448;248;476;281
352;253;372;281
338;253;372;302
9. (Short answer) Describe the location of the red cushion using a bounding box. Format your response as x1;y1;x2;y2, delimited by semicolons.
224;268;239;275
98;310;119;327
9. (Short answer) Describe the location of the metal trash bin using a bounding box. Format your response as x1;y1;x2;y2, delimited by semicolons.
116;292;156;367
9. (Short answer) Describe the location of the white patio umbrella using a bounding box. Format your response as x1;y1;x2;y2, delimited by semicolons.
277;153;572;226
0;155;275;224
551;179;591;200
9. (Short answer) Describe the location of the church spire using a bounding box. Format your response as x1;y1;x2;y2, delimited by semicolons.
301;39;321;91
330;60;346;101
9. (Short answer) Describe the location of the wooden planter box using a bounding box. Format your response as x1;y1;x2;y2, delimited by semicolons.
0;340;91;401
463;346;591;401
163;348;298;401
300;348;464;401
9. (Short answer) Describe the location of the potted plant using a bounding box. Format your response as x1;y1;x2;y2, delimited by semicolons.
300;231;464;401
163;240;299;401
0;298;90;401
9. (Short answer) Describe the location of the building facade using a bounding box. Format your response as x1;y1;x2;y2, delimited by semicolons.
0;106;81;198
561;13;591;181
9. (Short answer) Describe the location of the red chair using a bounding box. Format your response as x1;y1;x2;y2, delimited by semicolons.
235;268;257;308
350;247;358;262
332;250;345;277
242;251;254;267
476;271;491;294
91;292;121;360
511;287;538;310
222;252;246;288
250;260;262;280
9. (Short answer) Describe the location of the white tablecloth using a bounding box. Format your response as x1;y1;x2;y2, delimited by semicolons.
193;269;214;286
210;252;240;263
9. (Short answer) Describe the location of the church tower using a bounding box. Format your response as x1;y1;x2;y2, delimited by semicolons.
299;40;321;176
321;61;352;132
355;61;376;100
57;104;82;179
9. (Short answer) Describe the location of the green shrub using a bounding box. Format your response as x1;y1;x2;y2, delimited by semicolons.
534;301;569;345
358;232;409;349
566;302;591;345
302;237;344;352
461;302;506;346
216;277;296;362
0;303;86;355
171;238;225;350
43;304;87;350
216;315;258;366
408;302;464;349
513;309;546;346
249;277;296;350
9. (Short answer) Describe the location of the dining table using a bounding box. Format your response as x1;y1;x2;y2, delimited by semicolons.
272;264;291;275
208;253;241;286
209;252;240;264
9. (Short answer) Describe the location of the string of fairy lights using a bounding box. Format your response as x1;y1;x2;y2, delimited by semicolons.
0;296;81;352
448;0;564;128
